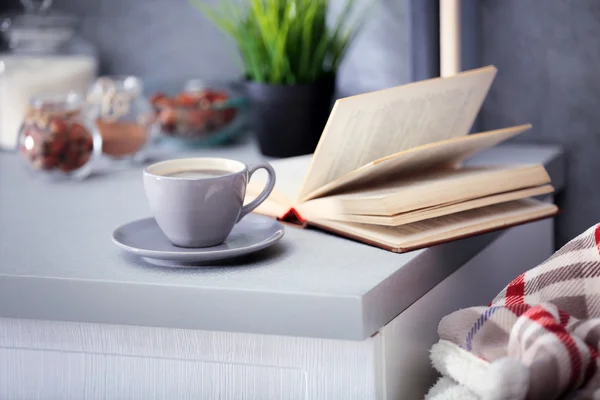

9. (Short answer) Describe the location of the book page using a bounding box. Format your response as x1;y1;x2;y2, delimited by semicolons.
244;196;292;219
300;185;554;226
246;154;312;201
301;123;531;201
298;161;549;217
245;154;312;218
298;66;498;201
311;199;558;252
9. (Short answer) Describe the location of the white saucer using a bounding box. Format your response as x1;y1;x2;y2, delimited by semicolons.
112;214;285;267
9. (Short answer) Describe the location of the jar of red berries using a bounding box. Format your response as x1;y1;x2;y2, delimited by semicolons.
150;79;245;146
17;92;102;179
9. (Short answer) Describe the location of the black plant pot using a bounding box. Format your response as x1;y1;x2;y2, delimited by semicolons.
243;75;335;158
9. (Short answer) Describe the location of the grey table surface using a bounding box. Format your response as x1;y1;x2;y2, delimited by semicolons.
0;137;565;340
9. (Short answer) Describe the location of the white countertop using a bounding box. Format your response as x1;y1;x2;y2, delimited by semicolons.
0;138;565;340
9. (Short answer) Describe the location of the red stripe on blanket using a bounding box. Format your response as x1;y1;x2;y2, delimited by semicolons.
594;225;600;255
506;303;531;317
584;347;598;386
546;325;582;388
505;273;526;305
527;307;582;388
559;309;571;326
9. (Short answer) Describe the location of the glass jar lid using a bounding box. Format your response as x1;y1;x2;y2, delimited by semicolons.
1;0;78;53
29;91;83;112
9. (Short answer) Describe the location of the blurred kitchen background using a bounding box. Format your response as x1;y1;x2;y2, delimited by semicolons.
2;0;600;247
0;0;415;96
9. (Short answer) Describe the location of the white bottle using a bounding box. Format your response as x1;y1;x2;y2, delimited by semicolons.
0;0;98;150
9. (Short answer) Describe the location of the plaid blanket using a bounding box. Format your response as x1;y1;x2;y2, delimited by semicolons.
437;223;600;400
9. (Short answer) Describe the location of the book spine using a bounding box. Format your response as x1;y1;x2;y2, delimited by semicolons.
280;207;307;227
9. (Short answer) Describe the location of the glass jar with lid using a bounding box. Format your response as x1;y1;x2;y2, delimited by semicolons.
17;92;102;179
0;0;98;150
87;75;153;163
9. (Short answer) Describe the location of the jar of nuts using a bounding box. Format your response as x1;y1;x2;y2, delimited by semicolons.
17;92;101;179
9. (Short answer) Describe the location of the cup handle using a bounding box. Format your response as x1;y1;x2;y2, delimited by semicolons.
238;162;276;222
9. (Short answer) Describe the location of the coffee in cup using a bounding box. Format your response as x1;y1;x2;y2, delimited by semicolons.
143;157;275;247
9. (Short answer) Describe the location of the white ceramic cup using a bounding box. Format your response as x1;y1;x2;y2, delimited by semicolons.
143;158;276;248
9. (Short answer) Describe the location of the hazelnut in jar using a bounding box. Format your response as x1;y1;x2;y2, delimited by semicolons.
17;92;102;179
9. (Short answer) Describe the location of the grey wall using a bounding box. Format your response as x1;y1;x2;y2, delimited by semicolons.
479;0;600;246
6;0;588;247
14;0;413;97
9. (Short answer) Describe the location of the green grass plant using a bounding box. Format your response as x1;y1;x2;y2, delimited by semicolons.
192;0;370;84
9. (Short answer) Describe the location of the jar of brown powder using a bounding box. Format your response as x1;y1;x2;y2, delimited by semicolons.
87;76;152;162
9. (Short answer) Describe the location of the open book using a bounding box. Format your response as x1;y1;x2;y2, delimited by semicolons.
246;66;558;252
